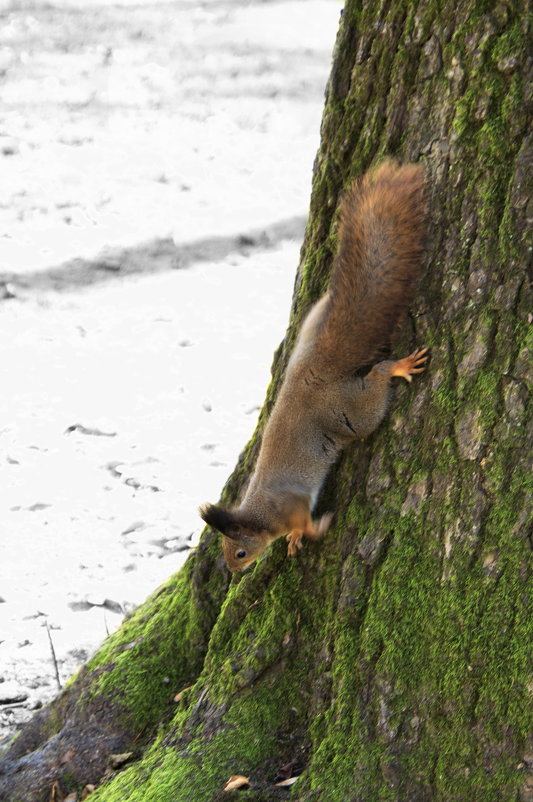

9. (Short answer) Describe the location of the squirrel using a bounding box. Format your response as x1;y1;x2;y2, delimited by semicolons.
200;159;428;571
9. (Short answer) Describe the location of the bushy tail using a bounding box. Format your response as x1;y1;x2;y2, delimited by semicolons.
314;159;427;375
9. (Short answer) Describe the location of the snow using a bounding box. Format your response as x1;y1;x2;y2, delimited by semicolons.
0;0;340;741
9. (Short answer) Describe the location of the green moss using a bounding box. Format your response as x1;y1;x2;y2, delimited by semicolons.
89;547;340;801
491;19;528;68
468;369;500;428
80;546;227;736
298;467;530;800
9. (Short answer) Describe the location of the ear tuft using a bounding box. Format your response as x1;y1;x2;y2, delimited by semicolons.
199;503;236;535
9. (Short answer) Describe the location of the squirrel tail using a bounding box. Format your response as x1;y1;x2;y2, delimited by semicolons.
313;159;427;375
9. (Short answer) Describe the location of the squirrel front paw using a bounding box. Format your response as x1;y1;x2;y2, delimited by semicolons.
286;513;333;556
286;530;304;557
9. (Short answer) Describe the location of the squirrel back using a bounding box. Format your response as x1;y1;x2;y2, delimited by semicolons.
310;159;427;377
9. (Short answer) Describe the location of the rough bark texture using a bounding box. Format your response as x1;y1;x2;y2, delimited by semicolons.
1;0;531;800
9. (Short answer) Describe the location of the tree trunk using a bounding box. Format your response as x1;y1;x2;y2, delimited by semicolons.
1;1;531;800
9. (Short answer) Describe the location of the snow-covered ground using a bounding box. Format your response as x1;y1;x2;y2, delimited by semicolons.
0;0;340;741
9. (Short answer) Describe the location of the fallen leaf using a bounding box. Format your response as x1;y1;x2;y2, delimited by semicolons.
81;785;95;799
101;598;124;614
64;794;78;802
68;600;94;612
174;685;193;702
121;521;146;535
49;782;63;802
223;775;250;791
65;423;117;437
275;776;299;786
108;752;133;769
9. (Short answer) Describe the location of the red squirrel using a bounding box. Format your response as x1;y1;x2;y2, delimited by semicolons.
200;160;428;571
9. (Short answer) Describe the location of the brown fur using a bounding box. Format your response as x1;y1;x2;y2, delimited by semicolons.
200;160;429;571
314;160;427;375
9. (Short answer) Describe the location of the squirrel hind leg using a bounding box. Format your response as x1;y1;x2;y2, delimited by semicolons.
390;347;429;383
306;512;333;540
316;511;333;536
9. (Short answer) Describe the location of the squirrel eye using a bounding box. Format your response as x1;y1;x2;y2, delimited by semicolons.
236;549;246;559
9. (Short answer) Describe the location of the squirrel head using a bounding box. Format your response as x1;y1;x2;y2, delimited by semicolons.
199;503;273;572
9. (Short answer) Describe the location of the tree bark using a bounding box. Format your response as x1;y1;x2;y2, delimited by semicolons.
1;1;531;800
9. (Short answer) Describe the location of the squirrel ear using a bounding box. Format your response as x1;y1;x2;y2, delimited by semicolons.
199;503;236;536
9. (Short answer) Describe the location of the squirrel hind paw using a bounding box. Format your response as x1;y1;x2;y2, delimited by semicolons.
391;347;430;383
